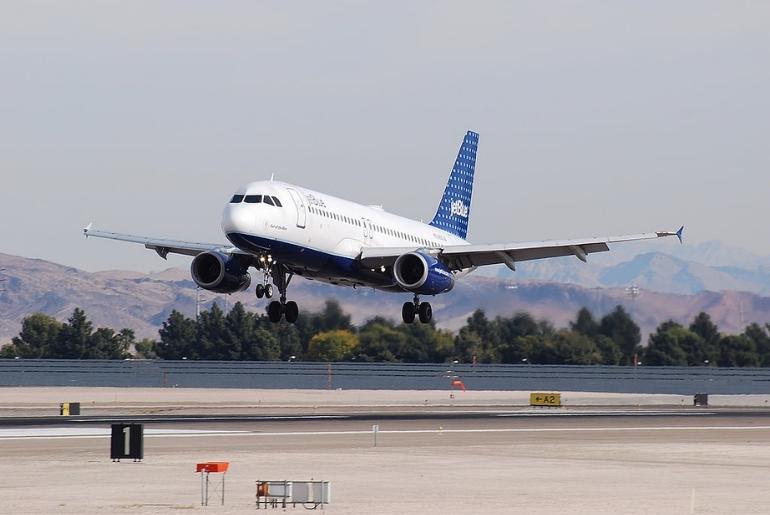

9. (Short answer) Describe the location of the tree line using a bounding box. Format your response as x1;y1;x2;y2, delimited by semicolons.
3;301;770;367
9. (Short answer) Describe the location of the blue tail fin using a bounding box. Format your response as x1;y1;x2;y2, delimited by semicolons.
429;131;479;240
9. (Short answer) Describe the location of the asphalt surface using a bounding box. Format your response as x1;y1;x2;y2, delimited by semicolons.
4;406;770;427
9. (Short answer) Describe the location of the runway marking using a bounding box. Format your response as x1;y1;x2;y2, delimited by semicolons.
495;410;716;417
0;427;249;440
2;425;770;441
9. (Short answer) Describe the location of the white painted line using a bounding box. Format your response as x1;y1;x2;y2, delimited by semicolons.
2;425;770;441
496;410;716;417
0;427;250;440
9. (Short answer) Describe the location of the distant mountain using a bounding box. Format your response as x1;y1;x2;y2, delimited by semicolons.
484;243;770;296
2;251;769;345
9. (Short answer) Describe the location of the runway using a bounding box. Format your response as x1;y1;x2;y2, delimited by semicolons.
2;405;770;427
2;389;770;514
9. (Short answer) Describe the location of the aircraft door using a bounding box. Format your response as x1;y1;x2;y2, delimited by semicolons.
286;188;307;229
361;218;373;240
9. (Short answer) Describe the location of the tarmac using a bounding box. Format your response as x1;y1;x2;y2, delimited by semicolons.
1;388;770;514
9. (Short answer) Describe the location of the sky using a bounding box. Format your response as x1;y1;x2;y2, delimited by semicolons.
1;1;769;272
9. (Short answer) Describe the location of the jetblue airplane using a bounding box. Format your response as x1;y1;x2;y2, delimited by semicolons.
85;131;683;324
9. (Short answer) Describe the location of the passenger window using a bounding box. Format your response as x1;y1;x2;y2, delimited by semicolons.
230;194;244;203
244;195;262;203
263;196;274;206
272;196;282;207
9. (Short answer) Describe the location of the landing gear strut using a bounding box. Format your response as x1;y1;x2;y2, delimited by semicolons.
402;295;432;324
263;264;299;324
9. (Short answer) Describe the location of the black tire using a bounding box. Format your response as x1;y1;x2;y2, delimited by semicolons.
284;301;299;324
267;301;283;323
402;302;416;324
255;284;265;299
418;302;432;323
265;284;274;299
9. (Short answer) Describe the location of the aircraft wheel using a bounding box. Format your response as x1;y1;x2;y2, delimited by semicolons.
284;301;299;324
265;284;274;299
255;283;265;299
267;300;283;323
402;302;416;324
418;302;432;323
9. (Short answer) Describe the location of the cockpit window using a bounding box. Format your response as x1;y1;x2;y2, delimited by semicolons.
244;195;262;203
262;195;274;206
230;194;244;203
272;196;282;207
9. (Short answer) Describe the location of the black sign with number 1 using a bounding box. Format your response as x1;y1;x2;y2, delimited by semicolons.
110;424;143;461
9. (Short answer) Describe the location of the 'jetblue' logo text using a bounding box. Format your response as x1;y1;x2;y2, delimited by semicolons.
450;199;469;218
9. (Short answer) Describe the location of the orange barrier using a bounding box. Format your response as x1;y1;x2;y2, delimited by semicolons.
196;462;229;473
451;379;466;391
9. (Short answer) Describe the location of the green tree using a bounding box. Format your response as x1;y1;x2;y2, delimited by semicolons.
743;323;770;366
197;303;228;359
571;308;599;338
718;335;759;367
1;313;63;358
595;335;622;365
688;312;720;365
306;330;359;361
399;322;453;363
157;310;198;359
454;310;500;363
88;327;133;359
644;321;692;366
527;330;602;365
50;308;93;359
496;313;541;364
599;306;641;365
355;318;406;362
134;338;157;359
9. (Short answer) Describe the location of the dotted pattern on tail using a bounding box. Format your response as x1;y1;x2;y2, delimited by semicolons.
429;131;478;240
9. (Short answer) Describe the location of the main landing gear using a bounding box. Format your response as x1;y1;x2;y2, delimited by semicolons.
258;264;299;324
402;295;432;324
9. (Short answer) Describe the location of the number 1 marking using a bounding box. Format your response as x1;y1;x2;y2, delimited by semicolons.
123;426;130;456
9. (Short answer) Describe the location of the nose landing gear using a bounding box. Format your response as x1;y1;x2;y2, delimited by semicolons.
402;295;432;324
255;282;273;299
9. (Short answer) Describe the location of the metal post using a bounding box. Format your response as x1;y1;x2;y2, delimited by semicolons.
373;424;379;447
222;473;225;505
327;363;332;390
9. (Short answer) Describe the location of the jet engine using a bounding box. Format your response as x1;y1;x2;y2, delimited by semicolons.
392;251;454;295
190;251;251;294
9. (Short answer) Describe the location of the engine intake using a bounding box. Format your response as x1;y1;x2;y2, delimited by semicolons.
191;251;251;294
393;251;454;295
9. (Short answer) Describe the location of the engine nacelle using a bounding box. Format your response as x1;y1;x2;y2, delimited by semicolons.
191;251;251;294
393;251;454;295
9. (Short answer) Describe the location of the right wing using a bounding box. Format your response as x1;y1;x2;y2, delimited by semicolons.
359;227;684;271
83;225;246;260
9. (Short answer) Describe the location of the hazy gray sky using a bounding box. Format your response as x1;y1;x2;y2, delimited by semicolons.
1;1;768;272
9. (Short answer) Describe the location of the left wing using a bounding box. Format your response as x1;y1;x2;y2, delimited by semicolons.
359;227;684;271
83;225;246;259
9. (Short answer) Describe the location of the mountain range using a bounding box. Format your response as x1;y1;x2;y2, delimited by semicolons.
1;241;769;344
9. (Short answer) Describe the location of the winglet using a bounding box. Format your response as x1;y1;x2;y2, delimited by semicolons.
676;225;684;244
83;223;93;238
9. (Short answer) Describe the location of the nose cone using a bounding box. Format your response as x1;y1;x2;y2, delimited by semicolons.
221;203;253;236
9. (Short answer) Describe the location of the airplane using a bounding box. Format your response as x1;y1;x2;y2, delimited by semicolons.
84;131;683;324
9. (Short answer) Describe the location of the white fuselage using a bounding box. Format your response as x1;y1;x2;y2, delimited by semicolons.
221;180;467;288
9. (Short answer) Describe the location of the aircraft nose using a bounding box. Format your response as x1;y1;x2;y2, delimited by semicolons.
221;203;253;235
